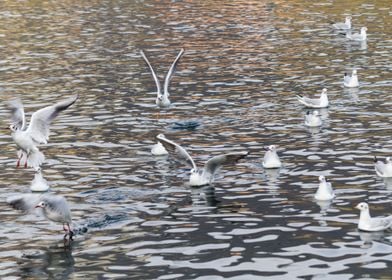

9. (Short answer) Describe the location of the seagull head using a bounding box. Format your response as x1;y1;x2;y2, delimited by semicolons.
35;201;48;209
9;124;19;132
355;202;368;211
190;168;199;174
352;69;357;75
386;157;392;163
321;88;327;94
313;110;320;116
361;27;367;32
268;145;277;151
157;94;163;101
318;175;326;182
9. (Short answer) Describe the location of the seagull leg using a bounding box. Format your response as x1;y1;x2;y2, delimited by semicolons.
67;223;74;241
16;153;23;167
24;154;28;168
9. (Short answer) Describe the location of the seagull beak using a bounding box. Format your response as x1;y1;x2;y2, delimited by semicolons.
35;205;41;208
354;204;360;210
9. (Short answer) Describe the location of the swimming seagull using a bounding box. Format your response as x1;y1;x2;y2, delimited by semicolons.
344;69;359;88
346;27;367;41
140;49;185;108
30;168;50;192
151;140;169;156
7;95;78;169
332;16;352;30
7;193;74;240
156;134;249;186
374;156;392;178
314;176;335;201
262;145;282;169
297;88;329;108
355;202;392;232
304;111;322;127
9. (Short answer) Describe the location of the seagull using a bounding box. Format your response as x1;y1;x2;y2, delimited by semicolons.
314;176;335;201
332;16;352;30
7;193;74;240
304;111;322;127
374;156;392;178
355;202;392;232
156;134;249;186
151;141;168;156
346;27;367;41
262;145;282;169
344;69;359;87
297;88;329;108
30;168;50;192
140;48;185;108
7;95;78;169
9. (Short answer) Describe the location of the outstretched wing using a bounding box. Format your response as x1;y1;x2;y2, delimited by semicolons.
204;152;249;177
156;134;197;170
140;50;161;96
26;95;78;144
7;98;26;130
7;193;41;213
163;48;185;97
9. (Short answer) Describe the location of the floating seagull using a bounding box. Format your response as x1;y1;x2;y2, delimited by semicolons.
344;69;359;88
314;176;335;201
374;156;392;178
7;95;78;169
7;193;74;240
140;49;185;108
304;111;322;127
156;134;248;186
355;202;392;232
262;145;282;169
297;88;329;108
151;141;168;156
30;168;50;192
346;27;367;41
332;16;352;30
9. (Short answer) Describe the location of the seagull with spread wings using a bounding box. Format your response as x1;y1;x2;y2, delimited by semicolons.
156;134;248;186
7;193;74;240
7;95;78;169
140;49;185;108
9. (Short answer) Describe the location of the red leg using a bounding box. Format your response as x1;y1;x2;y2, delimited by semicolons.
24;155;28;168
16;153;23;167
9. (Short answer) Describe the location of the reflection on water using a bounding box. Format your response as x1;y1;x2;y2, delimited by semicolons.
0;0;391;279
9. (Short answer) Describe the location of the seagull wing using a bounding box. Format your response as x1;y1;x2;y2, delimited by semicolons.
42;195;72;222
163;48;185;97
157;134;197;170
370;216;392;231
375;160;386;177
203;152;248;177
7;193;42;213
26;95;78;144
7;98;26;130
297;96;319;107
140;50;161;96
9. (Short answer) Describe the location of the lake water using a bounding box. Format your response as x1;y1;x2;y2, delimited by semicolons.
0;0;391;279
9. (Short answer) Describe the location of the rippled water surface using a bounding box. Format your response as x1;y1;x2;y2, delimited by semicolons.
0;0;391;279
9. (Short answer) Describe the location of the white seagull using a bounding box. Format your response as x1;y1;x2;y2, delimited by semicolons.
151;140;168;156
30;168;50;192
314;176;335;201
355;202;392;232
332;16;352;30
140;48;185;108
346;27;367;41
7;95;78;169
156;134;248;186
374;156;392;178
297;88;329;109
262;145;282;169
305;111;322;127
7;193;74;239
344;69;359;88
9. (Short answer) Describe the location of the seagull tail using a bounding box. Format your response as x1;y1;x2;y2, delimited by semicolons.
28;150;45;169
374;156;378;163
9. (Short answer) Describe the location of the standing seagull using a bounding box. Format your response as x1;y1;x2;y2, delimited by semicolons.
262;145;282;169
344;69;359;88
156;134;248;186
374;156;392;178
7;95;78;169
140;49;185;108
332;16;352;30
346;27;367;42
7;193;74;240
355;202;392;232
297;88;329;109
314;176;335;201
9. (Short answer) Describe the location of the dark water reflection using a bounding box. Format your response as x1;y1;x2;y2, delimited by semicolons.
0;0;391;279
